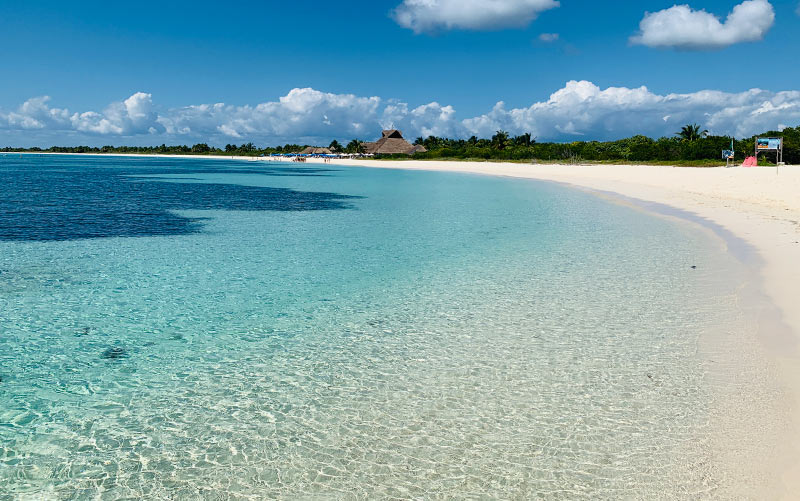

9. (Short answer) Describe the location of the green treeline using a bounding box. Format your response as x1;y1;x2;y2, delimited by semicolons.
2;125;797;164
0;143;306;156
0;139;368;156
396;126;798;165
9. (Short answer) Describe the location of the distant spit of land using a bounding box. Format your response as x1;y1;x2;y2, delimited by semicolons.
3;124;798;166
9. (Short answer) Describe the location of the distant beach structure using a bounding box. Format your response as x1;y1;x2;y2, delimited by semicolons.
363;129;427;155
298;146;333;155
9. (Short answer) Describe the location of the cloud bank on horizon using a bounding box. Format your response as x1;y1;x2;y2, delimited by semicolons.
2;82;799;147
392;0;560;34
631;0;775;50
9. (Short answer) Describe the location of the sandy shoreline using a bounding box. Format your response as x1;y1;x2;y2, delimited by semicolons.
307;158;800;496
322;159;800;328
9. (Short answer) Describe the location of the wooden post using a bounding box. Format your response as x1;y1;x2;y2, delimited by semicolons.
755;140;758;166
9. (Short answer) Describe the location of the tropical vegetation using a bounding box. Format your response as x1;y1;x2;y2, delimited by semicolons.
2;124;797;165
398;125;797;165
676;124;708;142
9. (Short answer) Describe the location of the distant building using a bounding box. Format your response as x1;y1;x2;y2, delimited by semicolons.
298;147;333;155
363;130;427;155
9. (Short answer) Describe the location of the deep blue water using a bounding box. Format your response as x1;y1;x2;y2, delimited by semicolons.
0;156;357;241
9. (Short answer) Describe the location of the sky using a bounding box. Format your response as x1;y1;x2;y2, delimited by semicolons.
1;0;799;147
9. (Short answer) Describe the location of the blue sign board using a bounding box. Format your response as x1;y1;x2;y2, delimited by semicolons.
757;137;781;150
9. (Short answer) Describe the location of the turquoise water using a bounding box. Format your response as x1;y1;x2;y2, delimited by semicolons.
0;156;761;498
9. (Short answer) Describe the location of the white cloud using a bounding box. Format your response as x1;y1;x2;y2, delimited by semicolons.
460;80;800;140
2;82;800;147
0;96;70;130
157;88;381;143
538;32;559;42
70;92;162;135
631;0;775;50
392;0;559;34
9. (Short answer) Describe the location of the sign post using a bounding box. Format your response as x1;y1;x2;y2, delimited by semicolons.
756;137;783;174
721;138;734;167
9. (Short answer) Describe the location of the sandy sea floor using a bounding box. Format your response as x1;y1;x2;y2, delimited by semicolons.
310;158;800;497
6;152;800;497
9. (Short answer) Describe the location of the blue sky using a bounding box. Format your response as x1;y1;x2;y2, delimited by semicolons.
1;0;799;146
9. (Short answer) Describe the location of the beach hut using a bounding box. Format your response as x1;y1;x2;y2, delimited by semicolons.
363;130;427;155
298;147;333;155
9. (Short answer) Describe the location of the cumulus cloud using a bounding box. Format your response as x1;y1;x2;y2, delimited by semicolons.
157;88;381;143
0;96;70;130
461;80;800;140
2;82;800;146
70;92;162;135
392;0;559;34
631;0;775;50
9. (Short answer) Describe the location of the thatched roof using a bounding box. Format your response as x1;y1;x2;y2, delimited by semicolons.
299;147;332;155
364;130;423;155
381;129;404;139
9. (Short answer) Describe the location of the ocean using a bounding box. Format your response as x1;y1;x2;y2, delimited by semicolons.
0;155;778;498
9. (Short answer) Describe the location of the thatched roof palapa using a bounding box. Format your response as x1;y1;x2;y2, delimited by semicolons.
363;130;426;155
382;129;404;139
298;147;333;155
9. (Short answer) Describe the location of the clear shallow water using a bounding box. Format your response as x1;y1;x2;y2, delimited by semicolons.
0;155;763;498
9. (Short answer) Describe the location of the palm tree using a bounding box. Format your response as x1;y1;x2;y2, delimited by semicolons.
491;130;510;150
328;139;342;152
677;124;708;141
345;139;365;154
513;132;533;147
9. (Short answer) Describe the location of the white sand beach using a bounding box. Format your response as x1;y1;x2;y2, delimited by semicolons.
302;158;800;496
